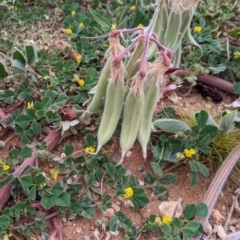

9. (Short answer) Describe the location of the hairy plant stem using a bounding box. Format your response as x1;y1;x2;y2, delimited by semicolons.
10;211;59;231
173;69;235;94
193;144;240;240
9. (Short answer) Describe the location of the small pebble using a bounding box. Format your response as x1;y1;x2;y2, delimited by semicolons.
103;208;114;218
76;227;81;234
0;141;5;148
126;151;132;157
138;180;145;186
112;203;120;212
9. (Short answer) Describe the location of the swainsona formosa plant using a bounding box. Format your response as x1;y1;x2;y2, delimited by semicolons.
84;0;200;164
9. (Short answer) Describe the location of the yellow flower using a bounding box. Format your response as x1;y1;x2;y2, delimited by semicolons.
129;5;136;11
65;28;72;35
193;26;202;33
50;169;59;180
39;182;46;189
2;164;10;171
176;152;185;160
155;217;162;226
101;148;107;154
124;187;133;199
162;216;172;224
111;24;117;30
77;79;85;87
79;22;84;28
138;23;144;28
23;208;27;215
234;51;240;59
71;10;75;16
184;148;196;158
43;76;50;81
85;146;95;154
117;0;123;4
8;5;15;10
27;101;34;109
3;232;12;240
76;54;82;63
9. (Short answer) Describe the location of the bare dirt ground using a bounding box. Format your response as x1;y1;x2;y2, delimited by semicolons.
1;89;239;240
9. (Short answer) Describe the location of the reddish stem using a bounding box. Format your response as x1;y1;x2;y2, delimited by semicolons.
173;69;235;94
0;130;61;210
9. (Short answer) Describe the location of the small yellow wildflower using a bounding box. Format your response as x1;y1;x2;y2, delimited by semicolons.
155;217;162;226
2;164;10;171
3;232;12;240
124;187;134;199
129;5;136;11
117;0;123;4
176;152;185;160
39;182;46;189
77;79;85;87
23;208;27;215
162;216;172;224
138;23;144;28
79;22;84;28
193;26;202;33
71;10;75;16
43;75;50;81
184;148;196;158
50;169;59;180
111;24;117;30
65;28;73;35
234;51;240;59
76;54;82;63
101;148;107;154
27;101;34;109
8;5;14;10
48;83;53;88
85;146;95;154
51;109;55;113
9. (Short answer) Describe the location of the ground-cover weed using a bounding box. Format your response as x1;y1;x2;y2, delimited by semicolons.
1;0;240;239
